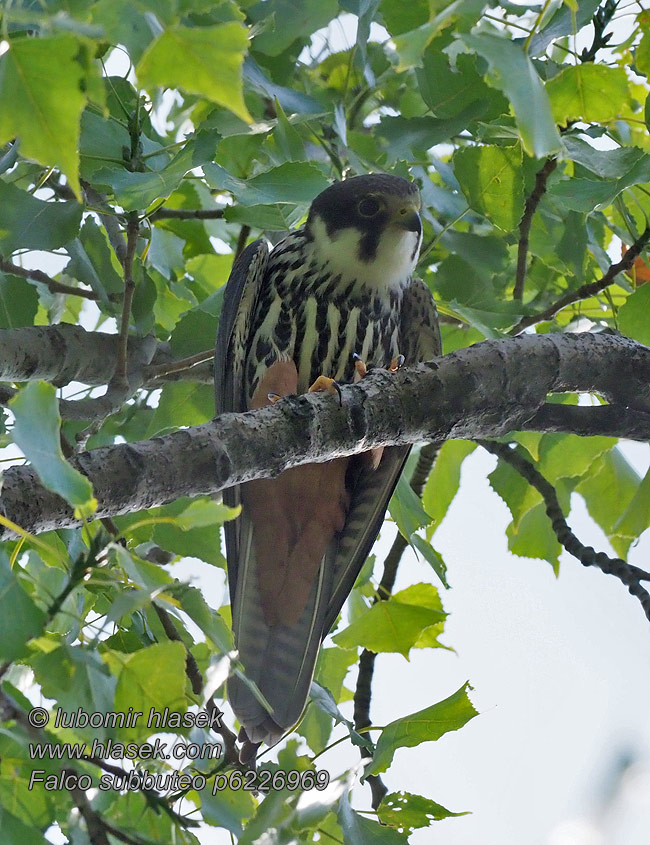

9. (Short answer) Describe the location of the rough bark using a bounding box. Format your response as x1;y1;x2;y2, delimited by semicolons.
1;332;649;539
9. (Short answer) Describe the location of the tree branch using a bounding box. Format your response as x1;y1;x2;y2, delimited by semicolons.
511;226;650;334
144;349;214;381
522;402;650;441
0;325;168;388
150;208;226;220
0;257;102;301
513;158;557;301
1;333;649;538
479;439;650;621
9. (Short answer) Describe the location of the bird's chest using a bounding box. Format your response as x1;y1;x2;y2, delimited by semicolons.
246;265;402;399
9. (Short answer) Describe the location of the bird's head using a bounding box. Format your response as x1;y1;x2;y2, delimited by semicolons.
305;173;422;289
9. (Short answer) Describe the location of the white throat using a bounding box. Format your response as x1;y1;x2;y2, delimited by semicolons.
309;216;421;290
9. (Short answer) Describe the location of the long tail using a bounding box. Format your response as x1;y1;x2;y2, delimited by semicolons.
228;536;335;748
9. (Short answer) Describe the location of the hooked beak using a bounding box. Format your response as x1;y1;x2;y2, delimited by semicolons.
393;199;422;237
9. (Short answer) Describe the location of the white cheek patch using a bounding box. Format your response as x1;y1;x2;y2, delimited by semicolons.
309;216;420;290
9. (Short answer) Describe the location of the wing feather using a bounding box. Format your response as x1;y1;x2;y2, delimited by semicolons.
214;240;269;604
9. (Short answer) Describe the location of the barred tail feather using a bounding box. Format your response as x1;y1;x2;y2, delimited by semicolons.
228;531;335;745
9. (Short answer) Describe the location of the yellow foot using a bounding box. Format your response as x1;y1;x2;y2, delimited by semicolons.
267;392;282;403
389;354;405;372
308;375;342;405
352;352;367;379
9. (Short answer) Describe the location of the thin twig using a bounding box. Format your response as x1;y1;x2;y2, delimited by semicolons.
66;777;111;845
513;158;557;301
82;182;128;266
113;215;139;389
353;442;440;809
153;603;203;696
235;225;251;260
145;349;214;380
0;257;101;301
150;207;226;221
479;440;650;621
510;225;650;334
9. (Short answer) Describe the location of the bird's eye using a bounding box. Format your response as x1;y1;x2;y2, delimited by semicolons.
357;197;380;217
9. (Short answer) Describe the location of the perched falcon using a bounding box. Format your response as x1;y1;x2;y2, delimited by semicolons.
214;173;441;757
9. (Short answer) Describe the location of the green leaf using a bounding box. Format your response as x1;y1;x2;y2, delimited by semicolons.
204;161;329;206
380;0;429;37
454;144;524;231
389;475;433;539
0;274;39;328
546;64;628;124
147;382;214;435
0;36;90;196
175;584;234;652
249;0;338;56
0;181;81;254
539;433;616;482
273;98;307;161
506;500;562;568
338;794;408;844
64;217;124;303
30;640;115;735
612;466;650;548
93;145;204;212
10;382;95;511
137;23;251;122
576;449;641;558
0;556;45;661
366;682;477;775
619;282;650;345
333;593;446;658
392;0;485;70
377;107;485;161
112;642;187;739
417;44;507;120
90;0;177;64
200;785;257;836
0;807;48;845
299;646;358;751
378;791;468;831
423;441;476;538
460;32;561;158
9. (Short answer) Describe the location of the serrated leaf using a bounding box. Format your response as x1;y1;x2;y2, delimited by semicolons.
175;584;234;652
338;793;408;843
378;791;468;830
423;440;476;538
366;682;477;775
112;641;187;739
10;382;95;510
0;36;90;196
93;145;203;212
137;23;251;122
389;475;433;539
460;32;561;157
204;161;329;206
0;274;39;328
619;282;650;345
576;449;641;558
333;596;446;658
612;466;650;546
249;0;338;56
0;181;81;254
199;785;257;836
546;64;628;124
0;556;45;661
454;144;524;231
